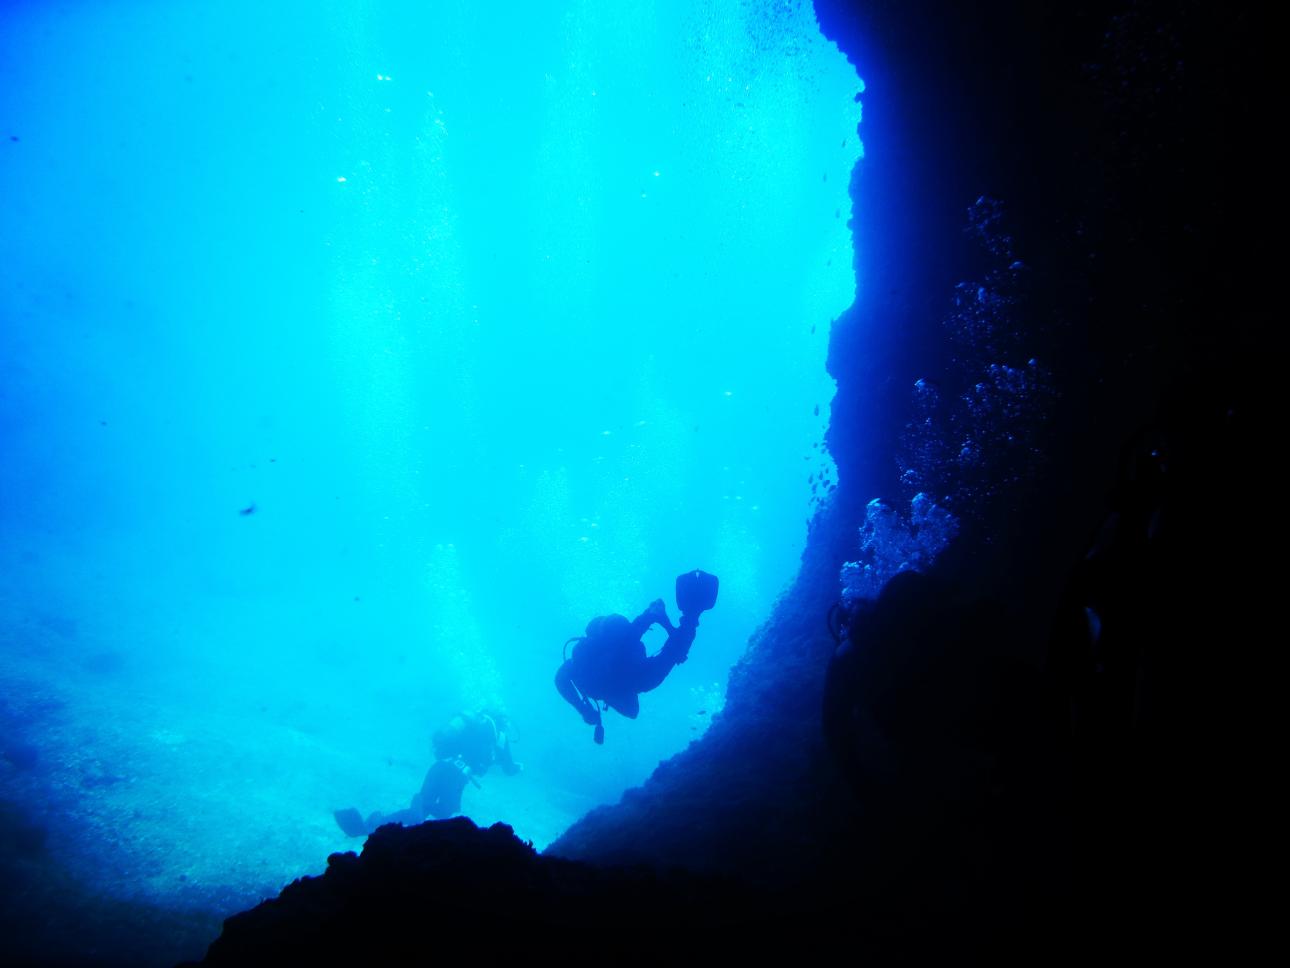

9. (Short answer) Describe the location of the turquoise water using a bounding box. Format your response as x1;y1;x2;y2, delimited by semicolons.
1;0;859;935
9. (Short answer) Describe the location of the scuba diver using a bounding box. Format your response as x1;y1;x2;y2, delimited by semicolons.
556;569;719;744
333;709;520;838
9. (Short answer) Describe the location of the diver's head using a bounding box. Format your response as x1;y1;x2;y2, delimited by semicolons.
585;613;632;641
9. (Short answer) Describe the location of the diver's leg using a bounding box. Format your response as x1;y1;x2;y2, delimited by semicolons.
420;762;449;818
607;692;640;719
441;770;469;815
334;804;422;837
421;759;471;818
333;807;368;837
417;766;439;811
635;653;675;693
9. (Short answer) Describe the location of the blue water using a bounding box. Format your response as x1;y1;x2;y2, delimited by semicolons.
0;0;859;946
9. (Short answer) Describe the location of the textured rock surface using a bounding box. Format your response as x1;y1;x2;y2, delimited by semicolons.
192;818;784;964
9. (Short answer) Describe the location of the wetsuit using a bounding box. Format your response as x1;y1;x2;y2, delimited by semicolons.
554;601;698;722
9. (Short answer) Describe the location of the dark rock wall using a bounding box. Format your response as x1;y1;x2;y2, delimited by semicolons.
550;0;1268;904
195;819;783;965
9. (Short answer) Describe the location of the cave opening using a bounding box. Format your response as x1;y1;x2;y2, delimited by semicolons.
0;0;862;954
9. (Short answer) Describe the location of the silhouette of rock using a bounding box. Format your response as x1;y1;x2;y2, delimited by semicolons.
192;818;773;964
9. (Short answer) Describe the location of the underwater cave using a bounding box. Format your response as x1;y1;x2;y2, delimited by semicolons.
0;0;1270;964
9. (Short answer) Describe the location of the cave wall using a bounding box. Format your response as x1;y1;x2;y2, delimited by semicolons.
549;0;1267;884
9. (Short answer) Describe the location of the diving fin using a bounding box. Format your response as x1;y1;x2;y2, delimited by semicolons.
333;807;368;838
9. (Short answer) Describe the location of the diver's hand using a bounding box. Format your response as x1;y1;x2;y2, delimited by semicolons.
646;598;677;633
581;703;602;727
644;598;669;625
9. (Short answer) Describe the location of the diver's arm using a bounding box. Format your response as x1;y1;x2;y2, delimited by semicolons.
657;611;698;665
643;570;716;673
631;598;674;638
636;611;701;693
555;661;601;725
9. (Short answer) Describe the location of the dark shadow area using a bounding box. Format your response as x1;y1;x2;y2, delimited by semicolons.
190;818;783;964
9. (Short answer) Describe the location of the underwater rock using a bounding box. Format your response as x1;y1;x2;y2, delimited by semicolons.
822;571;1060;948
825;570;1044;782
896;197;1055;520
839;493;959;605
190;818;777;963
